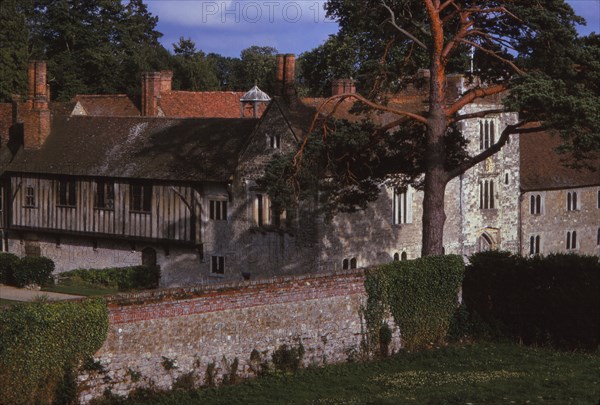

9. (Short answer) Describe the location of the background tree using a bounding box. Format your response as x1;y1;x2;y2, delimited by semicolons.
0;0;29;102
234;45;278;92
8;0;170;100
172;37;219;91
268;0;599;256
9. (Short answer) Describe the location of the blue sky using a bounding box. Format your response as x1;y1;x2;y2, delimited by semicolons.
145;0;600;58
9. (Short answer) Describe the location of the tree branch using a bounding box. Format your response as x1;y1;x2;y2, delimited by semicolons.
460;38;525;75
381;1;428;50
447;121;544;178
450;108;507;123
446;83;507;116
293;93;428;168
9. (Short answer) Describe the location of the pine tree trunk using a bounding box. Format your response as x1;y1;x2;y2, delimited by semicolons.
421;48;449;256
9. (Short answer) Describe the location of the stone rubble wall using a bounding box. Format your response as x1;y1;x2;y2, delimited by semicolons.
77;269;401;403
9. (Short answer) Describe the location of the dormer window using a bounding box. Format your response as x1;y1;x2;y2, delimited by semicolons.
270;135;281;149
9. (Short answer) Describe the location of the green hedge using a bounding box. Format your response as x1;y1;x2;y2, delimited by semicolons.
0;299;109;404
0;252;19;285
463;251;600;349
364;255;465;351
13;256;55;287
61;265;160;290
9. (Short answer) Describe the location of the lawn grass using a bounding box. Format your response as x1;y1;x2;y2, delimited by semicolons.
108;343;600;405
42;279;118;296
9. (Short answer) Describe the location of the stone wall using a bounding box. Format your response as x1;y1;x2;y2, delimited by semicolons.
77;269;400;403
521;186;600;256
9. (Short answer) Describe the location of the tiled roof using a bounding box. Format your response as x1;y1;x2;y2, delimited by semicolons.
159;91;267;118
7;116;259;182
73;95;140;116
520;130;600;191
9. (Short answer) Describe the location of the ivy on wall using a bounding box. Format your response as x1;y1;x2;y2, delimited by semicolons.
364;255;465;352
0;299;109;404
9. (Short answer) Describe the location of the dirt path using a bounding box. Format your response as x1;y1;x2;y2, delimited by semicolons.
0;284;83;302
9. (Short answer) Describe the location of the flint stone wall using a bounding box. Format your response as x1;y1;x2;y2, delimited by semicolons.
78;269;400;403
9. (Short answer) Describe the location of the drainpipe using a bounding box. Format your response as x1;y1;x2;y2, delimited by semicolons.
518;190;525;255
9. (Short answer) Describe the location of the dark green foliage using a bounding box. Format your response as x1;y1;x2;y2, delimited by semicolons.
271;343;305;373
61;265;160;290
0;253;19;285
0;0;28;102
204;362;217;387
13;256;55;287
463;251;600;349
222;357;240;385
171;37;219;91
364;255;465;351
0;298;109;404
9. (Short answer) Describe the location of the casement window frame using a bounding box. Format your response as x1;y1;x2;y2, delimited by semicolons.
209;199;228;221
57;178;77;207
479;118;497;150
530;193;544;215
210;255;225;276
130;183;152;213
95;180;115;210
392;186;413;225
24;186;36;208
479;179;496;210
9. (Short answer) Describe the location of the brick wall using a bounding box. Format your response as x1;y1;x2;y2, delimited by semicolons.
77;269;401;403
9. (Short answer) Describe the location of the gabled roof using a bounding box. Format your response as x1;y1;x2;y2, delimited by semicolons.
520;130;600;191
73;95;140;116
7;116;259;182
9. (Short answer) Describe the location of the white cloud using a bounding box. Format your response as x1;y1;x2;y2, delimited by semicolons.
147;0;334;28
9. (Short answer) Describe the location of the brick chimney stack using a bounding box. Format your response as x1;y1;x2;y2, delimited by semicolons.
22;61;50;149
331;79;356;96
141;72;162;116
160;70;173;93
275;54;285;96
275;54;297;104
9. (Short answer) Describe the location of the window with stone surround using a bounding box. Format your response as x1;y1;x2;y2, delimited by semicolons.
479;180;495;209
211;255;225;275
529;235;541;255
270;134;281;149
209;199;228;221
393;186;412;224
342;257;357;270
253;193;286;227
24;186;35;207
566;231;577;250
597;228;600;246
566;191;578;211
479;119;496;150
530;194;543;215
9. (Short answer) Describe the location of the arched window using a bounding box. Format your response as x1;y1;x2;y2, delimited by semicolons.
567;193;572;211
529;236;535;255
566;231;571;249
536;195;541;214
478;233;493;252
572;231;577;249
350;258;357;269
597;228;600;245
535;235;540;254
479;122;484;150
401;252;407;261
505;173;509;184
393;253;399;261
342;258;349;270
573;192;578;210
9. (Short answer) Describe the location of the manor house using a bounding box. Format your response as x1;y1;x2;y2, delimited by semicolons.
0;57;597;287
